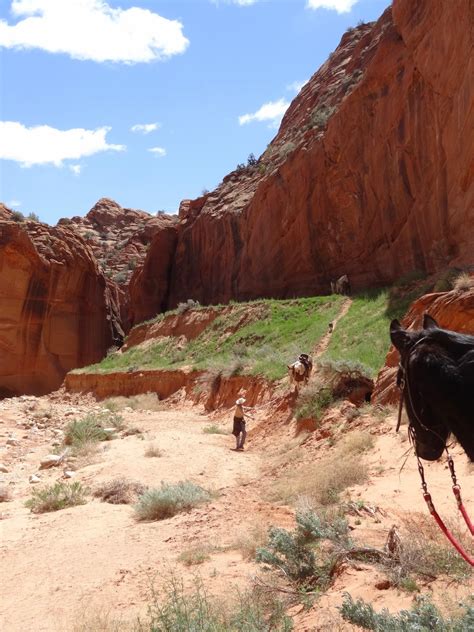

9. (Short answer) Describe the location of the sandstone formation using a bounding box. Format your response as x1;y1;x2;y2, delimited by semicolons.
0;217;122;397
373;287;474;404
131;0;473;322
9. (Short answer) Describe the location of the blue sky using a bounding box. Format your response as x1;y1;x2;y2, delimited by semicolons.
0;0;388;224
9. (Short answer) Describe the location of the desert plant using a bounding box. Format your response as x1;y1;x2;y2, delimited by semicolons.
247;153;258;167
137;576;293;631
177;545;212;566
256;509;348;587
234;523;269;560
64;411;123;451
310;105;335;128
27;212;40;222
176;299;200;314
113;271;128;283
340;593;474;631
295;383;333;421
134;481;211;521
202;424;228;435
11;210;25;222
94;478;146;504
144;443;163;458
25;481;88;513
453;272;474;293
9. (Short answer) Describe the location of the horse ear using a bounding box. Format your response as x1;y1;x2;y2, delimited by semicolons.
423;313;439;330
390;319;409;351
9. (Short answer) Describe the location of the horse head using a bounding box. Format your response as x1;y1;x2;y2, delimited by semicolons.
390;315;450;460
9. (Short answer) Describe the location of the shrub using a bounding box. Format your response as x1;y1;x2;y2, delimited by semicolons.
138;576;292;631
203;424;228;435
113;271;128;283
280;142;296;158
94;478;146;504
256;509;349;586
64;411;123;451
247;153;258;167
340;593;474;631
234;523;268;560
453;272;474;293
144;443;163;458
27;212;40;222
11;210;25;222
104;393;161;412
295;383;333;421
178;545;212;566
25;482;88;513
310;105;335;128
177;299;200;314
134;481;211;521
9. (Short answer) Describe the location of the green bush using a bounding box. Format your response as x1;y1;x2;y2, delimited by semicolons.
340;593;474;631
64;411;123;450
11;210;25;222
137;576;293;631
295;383;333;420
25;482;88;513
256;510;349;586
202;424;228;435
135;481;211;521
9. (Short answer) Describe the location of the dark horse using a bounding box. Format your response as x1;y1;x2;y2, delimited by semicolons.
390;314;474;462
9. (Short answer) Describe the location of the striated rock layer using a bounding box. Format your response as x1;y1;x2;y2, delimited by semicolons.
0;218;123;396
132;0;473;322
373;287;474;404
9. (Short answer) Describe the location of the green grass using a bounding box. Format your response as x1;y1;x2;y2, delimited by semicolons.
134;481;212;521
79;296;344;381
25;482;88;513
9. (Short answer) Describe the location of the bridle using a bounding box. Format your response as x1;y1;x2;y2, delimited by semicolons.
397;337;474;566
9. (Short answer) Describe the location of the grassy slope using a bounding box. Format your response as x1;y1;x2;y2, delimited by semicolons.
81;297;344;380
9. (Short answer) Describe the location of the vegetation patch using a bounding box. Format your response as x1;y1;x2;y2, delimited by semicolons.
177;545;213;567
25;482;88;513
0;485;12;502
134;481;211;521
81;296;344;381
137;576;292;631
64;411;123;453
202;424;228;435
94;478;146;505
144;443;163;458
103;393;161;412
340;593;474;631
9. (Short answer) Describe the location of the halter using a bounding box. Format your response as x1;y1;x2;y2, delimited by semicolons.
397;337;474;566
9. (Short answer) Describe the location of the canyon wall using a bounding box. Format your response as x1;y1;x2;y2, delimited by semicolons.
0;217;122;396
132;0;473;322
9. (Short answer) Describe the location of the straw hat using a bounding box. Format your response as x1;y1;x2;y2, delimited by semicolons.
236;397;246;405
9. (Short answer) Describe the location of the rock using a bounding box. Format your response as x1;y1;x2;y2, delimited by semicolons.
29;474;41;483
130;0;473;318
0;218;123;397
63;470;75;479
0;464;9;473
39;454;63;469
6;437;19;446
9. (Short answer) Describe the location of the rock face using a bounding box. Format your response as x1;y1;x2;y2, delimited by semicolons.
132;0;473;322
373;287;474;404
0;218;122;397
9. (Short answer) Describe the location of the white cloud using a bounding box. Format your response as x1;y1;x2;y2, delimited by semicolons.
0;0;189;63
0;121;125;167
287;79;308;93
8;199;21;207
212;0;258;6
69;164;82;175
130;123;160;134
238;98;290;128
148;146;166;157
307;0;358;13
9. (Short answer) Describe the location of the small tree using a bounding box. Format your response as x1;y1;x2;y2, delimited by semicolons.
247;153;258;167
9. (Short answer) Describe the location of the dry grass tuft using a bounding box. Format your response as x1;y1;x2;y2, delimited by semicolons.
269;431;374;506
94;478;146;505
452;272;474;293
393;512;473;582
144;443;163;458
233;523;269;560
177;544;213;566
103;393;162;412
0;485;12;502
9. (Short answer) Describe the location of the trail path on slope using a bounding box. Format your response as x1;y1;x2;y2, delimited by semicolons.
313;296;352;359
0;404;292;632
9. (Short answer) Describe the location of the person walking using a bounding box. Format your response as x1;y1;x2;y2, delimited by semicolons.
232;397;253;451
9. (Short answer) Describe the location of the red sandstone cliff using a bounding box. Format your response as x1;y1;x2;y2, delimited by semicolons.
0;216;123;396
131;0;473;322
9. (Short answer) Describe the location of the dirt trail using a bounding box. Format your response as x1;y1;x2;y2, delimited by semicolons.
313;296;352;359
0;400;291;631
